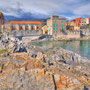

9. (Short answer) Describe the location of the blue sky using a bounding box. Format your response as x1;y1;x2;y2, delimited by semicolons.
0;0;90;21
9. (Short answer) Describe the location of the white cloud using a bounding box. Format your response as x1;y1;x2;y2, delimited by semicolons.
73;3;90;16
0;0;90;20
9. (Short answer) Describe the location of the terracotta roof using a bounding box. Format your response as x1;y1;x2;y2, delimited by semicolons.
5;22;10;24
5;21;41;24
71;17;82;21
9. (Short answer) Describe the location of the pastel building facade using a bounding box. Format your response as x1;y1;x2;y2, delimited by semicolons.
41;25;48;35
67;31;80;39
47;16;66;38
67;18;82;31
5;21;41;31
82;18;90;25
67;18;90;31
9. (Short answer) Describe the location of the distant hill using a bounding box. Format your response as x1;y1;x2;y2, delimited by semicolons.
4;11;49;23
4;13;68;23
4;15;42;23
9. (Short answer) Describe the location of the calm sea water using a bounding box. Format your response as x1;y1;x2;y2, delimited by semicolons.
32;41;90;60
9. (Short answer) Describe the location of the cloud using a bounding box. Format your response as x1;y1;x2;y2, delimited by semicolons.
73;3;90;16
0;0;90;20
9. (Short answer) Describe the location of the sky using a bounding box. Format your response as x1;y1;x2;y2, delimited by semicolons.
0;0;90;22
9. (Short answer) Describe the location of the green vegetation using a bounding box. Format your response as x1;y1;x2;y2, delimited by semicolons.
0;49;9;54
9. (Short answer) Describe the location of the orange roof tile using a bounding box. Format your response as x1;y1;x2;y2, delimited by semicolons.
5;21;41;24
5;22;11;24
71;17;82;21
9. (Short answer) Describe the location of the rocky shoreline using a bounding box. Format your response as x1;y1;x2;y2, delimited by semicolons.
0;34;90;90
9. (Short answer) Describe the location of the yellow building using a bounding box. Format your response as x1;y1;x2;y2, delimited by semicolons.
47;19;53;35
86;18;90;24
82;18;87;26
41;25;48;35
74;26;80;31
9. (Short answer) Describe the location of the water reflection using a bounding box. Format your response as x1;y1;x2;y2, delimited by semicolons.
32;41;90;60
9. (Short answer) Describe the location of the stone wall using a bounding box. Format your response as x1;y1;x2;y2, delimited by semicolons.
53;31;80;39
6;30;42;37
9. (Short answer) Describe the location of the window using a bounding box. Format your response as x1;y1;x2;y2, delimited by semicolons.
53;31;55;33
53;28;55;30
61;20;63;23
61;27;63;30
56;24;58;27
53;17;55;19
75;31;76;34
55;20;57;23
82;22;86;23
61;24;63;26
61;24;63;30
55;33;57;36
53;24;55;27
56;28;58;30
82;24;86;26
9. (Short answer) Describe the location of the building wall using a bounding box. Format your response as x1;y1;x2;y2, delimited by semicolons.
74;26;80;31
4;21;42;36
84;18;90;25
47;19;52;35
5;22;41;31
16;24;19;30
86;18;89;24
69;21;76;26
67;18;82;31
6;30;42;36
67;31;80;38
89;19;90;24
47;16;66;38
80;26;90;37
81;18;90;26
67;17;90;31
52;18;66;37
82;18;87;26
52;31;80;39
41;25;47;35
69;18;90;27
70;18;82;27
